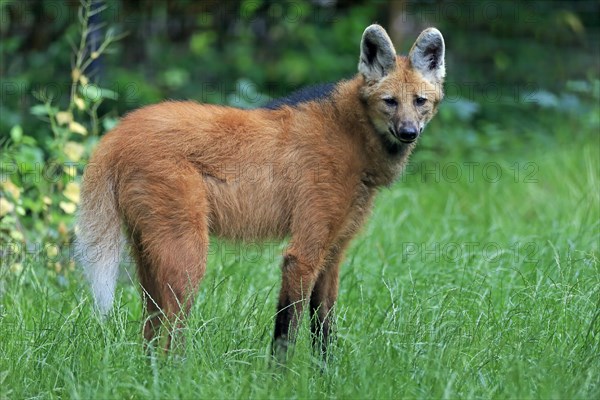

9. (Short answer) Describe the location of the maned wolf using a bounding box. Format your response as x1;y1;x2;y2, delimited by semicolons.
76;24;445;357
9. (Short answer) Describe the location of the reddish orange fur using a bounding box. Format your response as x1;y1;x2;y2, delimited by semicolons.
78;25;445;355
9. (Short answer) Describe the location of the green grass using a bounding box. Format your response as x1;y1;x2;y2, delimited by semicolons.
1;125;599;399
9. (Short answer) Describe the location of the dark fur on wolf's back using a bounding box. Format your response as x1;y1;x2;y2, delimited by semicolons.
262;83;337;109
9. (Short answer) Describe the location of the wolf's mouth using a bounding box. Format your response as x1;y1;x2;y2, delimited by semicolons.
388;127;417;144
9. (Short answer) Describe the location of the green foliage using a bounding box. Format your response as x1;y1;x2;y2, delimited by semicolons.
0;1;599;397
1;0;123;276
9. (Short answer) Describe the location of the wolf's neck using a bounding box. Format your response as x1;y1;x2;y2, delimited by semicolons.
328;75;416;187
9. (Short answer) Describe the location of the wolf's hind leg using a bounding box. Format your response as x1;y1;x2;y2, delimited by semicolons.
123;164;210;350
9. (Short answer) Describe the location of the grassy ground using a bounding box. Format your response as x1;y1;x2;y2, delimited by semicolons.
1;120;599;399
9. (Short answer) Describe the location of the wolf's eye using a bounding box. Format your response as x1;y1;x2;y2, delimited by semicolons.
415;97;427;106
383;98;398;107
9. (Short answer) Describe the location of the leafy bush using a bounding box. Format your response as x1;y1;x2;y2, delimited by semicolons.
1;0;122;278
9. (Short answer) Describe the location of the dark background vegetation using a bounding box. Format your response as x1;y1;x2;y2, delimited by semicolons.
3;0;599;131
0;0;599;277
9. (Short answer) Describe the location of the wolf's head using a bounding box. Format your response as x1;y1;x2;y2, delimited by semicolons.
358;25;445;147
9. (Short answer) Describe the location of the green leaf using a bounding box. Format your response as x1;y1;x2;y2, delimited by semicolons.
30;104;49;117
21;136;38;146
10;125;23;143
102;117;119;131
98;87;119;100
190;32;216;55
79;84;118;102
22;197;43;213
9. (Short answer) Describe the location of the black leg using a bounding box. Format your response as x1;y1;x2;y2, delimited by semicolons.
271;254;313;362
309;265;338;360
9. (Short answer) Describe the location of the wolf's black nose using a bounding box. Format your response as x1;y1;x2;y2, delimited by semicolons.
399;127;419;142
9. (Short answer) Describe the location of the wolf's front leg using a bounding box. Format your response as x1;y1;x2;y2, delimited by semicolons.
272;251;322;361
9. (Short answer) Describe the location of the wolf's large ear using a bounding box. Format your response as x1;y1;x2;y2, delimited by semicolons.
409;28;445;83
358;24;397;82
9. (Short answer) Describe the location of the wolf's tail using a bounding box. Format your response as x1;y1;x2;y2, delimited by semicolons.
75;167;123;316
